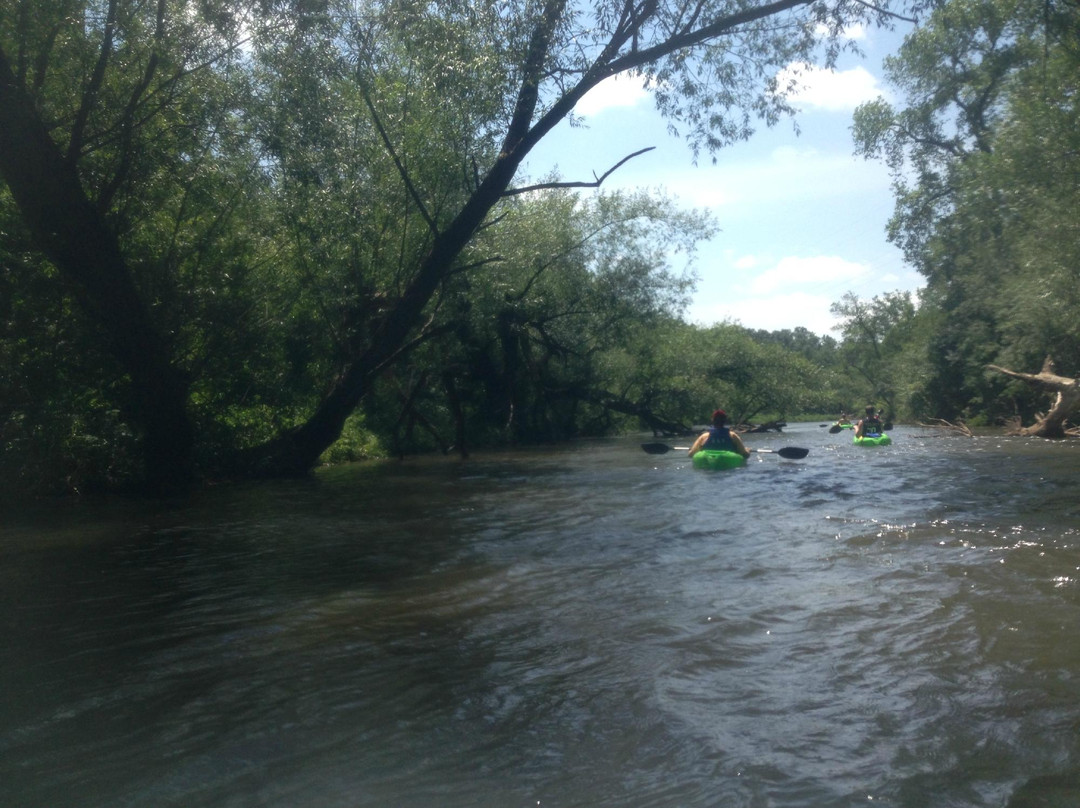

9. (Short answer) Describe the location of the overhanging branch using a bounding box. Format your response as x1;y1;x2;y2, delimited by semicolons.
851;0;918;24
504;146;655;196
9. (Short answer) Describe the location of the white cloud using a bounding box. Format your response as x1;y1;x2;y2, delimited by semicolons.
633;143;893;211
575;74;650;116
687;254;881;334
843;22;868;40
775;62;890;111
658;174;740;207
814;22;868;41
687;291;842;334
748;255;870;294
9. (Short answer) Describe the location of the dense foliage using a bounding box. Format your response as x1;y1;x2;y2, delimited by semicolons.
853;0;1080;425
0;0;921;495
1;0;1075;497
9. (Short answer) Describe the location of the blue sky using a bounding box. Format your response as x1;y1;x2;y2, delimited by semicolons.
521;22;924;337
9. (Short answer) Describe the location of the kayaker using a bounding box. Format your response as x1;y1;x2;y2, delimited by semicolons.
855;406;884;438
688;409;750;459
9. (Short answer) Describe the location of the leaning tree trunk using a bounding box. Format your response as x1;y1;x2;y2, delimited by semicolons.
232;2;571;477
0;49;195;493
987;358;1080;438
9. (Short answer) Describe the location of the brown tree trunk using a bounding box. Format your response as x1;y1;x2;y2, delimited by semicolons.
0;49;194;492
987;359;1080;438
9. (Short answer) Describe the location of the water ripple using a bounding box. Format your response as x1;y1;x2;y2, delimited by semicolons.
3;427;1080;807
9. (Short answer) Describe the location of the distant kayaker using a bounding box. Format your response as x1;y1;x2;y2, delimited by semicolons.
855;406;884;438
688;409;751;459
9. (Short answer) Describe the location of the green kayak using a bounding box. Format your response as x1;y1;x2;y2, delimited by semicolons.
691;449;747;470
853;434;892;446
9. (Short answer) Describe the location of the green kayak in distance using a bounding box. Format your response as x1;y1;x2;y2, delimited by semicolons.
691;449;747;470
853;434;892;446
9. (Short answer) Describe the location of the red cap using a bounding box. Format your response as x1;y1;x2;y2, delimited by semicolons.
712;409;726;421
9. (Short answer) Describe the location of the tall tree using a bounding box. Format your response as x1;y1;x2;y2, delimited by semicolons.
1;0;919;490
852;0;1080;425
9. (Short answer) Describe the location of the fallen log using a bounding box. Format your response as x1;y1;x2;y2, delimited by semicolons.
987;357;1079;438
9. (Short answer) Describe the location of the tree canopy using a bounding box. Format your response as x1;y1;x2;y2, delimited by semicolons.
0;0;923;493
5;0;1076;498
853;0;1080;428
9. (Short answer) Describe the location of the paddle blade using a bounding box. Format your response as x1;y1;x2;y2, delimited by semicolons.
749;447;809;459
641;442;674;454
777;446;810;459
828;425;843;434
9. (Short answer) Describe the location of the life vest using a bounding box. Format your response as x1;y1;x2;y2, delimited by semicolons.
703;426;736;451
861;416;883;436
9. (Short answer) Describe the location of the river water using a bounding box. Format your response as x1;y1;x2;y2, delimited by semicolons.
2;423;1079;808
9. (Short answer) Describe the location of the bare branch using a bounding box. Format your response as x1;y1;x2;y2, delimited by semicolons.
503;146;656;196
918;417;973;436
987;364;1079;391
850;0;918;24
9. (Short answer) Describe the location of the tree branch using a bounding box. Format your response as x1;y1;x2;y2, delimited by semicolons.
68;0;118;163
987;364;1078;391
605;0;814;77
504;146;656;196
359;81;438;237
850;0;918;24
98;0;167;211
500;0;569;159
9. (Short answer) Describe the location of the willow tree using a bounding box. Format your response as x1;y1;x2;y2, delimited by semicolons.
0;0;919;491
361;188;711;453
852;0;1080;427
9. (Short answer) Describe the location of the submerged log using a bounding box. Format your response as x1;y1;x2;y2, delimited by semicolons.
987;357;1079;438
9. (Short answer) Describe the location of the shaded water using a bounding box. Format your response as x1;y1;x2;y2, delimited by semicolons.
2;423;1080;807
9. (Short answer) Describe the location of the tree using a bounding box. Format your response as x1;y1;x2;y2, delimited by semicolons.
361;188;710;452
658;323;827;426
852;0;1080;428
1;0;918;491
830;290;923;418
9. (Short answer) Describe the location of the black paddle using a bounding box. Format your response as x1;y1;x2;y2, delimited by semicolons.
640;443;809;459
828;424;843;433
